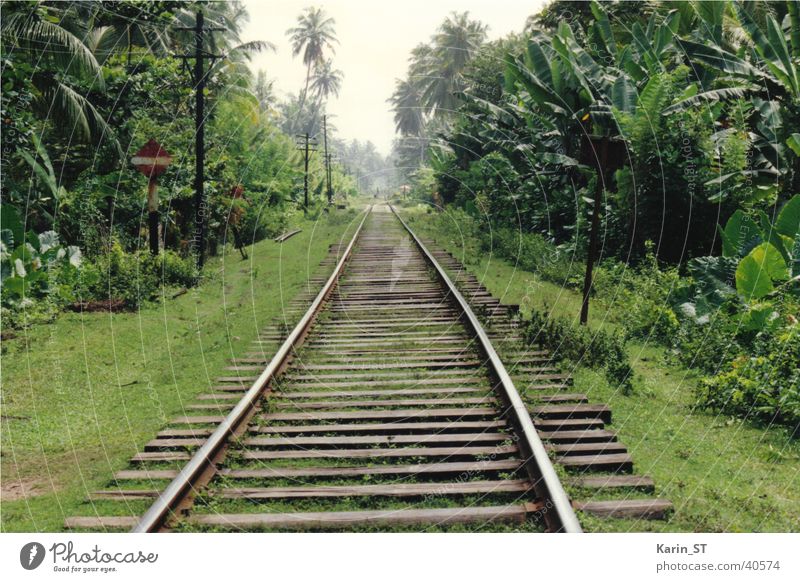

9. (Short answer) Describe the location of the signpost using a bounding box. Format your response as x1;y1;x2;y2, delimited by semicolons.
132;139;172;255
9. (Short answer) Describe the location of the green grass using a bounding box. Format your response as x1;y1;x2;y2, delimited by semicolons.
0;210;362;532
403;208;800;533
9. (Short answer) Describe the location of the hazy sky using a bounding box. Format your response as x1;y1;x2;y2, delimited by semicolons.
241;0;547;156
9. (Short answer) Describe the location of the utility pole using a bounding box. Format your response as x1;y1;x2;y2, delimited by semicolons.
176;10;223;271
326;154;334;205
323;115;332;205
296;133;317;212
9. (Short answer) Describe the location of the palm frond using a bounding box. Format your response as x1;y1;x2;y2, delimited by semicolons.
34;74;119;154
2;12;103;85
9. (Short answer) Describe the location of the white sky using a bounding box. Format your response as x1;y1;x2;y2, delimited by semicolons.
241;0;547;155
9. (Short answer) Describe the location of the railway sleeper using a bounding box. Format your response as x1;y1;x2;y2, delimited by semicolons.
210;479;533;501
179;503;546;531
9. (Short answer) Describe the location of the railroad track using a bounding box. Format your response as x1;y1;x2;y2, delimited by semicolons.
66;204;670;532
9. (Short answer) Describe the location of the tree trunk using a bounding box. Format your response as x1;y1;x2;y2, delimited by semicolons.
298;60;312;112
580;137;609;325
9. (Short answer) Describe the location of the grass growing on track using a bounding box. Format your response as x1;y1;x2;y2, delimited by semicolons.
0;210;361;532
404;208;800;533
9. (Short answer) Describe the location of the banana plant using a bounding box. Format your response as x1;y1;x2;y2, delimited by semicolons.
729;195;800;297
505;2;685;154
504;5;688;323
671;1;800;195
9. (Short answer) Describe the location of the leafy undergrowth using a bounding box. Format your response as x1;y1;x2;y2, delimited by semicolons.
0;210;361;532
405;209;800;533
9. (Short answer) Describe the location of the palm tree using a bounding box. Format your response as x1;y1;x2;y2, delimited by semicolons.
424;12;488;115
277;93;323;136
69;0;174;65
310;59;343;102
0;2;112;145
182;0;275;62
286;7;338;109
254;70;276;112
389;78;427;136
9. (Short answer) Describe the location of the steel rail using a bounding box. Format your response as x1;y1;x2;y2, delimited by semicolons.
132;206;373;532
390;206;582;533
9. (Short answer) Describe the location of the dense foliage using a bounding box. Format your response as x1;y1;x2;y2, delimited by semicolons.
0;1;376;329
392;1;800;430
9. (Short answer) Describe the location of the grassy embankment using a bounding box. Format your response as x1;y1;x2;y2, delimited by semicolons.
0;210;361;532
403;206;800;533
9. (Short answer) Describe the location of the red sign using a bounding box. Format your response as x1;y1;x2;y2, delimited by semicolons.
131;139;172;178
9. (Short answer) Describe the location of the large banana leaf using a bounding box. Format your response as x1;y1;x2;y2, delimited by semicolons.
693;0;724;45
589;0;616;58
732;1;800;98
789;0;800;59
663;86;751;113
675;38;770;80
610;75;638;114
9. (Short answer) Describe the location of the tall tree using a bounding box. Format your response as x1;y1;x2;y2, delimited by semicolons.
389;78;426;136
423;12;488;115
286;7;338;110
254;70;276;112
310;59;343;102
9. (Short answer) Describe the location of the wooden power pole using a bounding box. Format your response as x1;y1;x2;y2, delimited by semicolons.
323;115;333;205
176;10;222;270
296;133;317;212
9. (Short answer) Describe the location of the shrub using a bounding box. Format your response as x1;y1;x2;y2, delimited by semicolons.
593;242;683;342
157;250;196;288
324;208;358;226
1;210;85;328
414;207;579;285
668;311;744;374
78;242;157;308
78;242;196;309
697;324;800;431
489;227;580;287
524;306;635;394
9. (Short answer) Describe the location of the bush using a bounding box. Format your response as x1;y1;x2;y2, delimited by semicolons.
239;202;289;244
489;227;580;287
157;250;196;288
324;207;358;226
0;300;60;330
697;324;800;431
593;242;683;342
668;312;743;374
78;242;196;308
1;215;85;327
79;242;156;308
524;306;635;394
